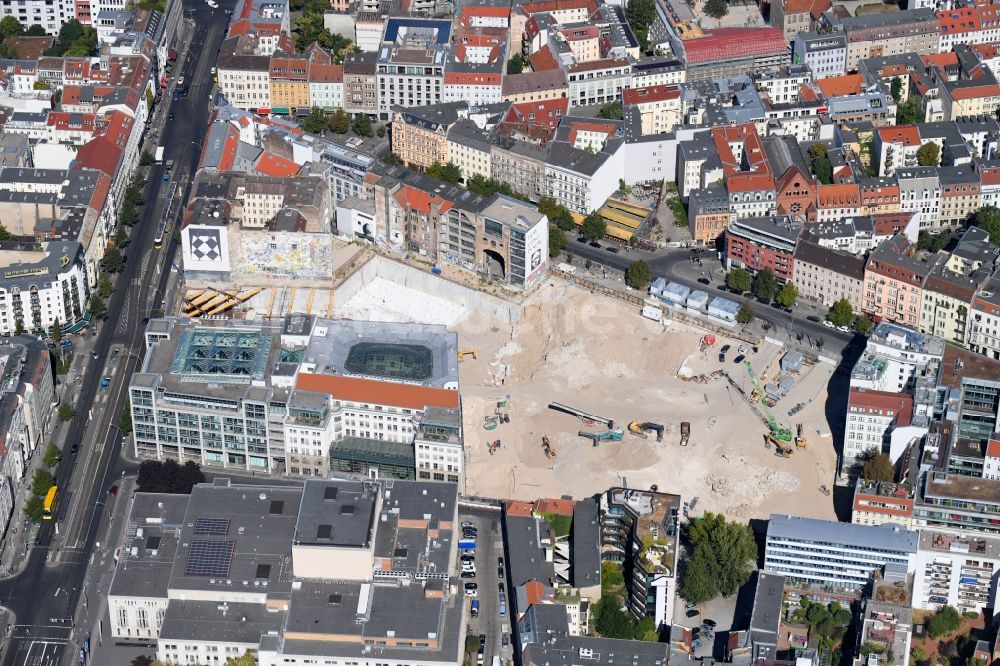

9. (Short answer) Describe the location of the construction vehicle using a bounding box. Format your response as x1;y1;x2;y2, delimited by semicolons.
628;421;665;442
767;432;790;451
548;402;614;428
484;416;498;431
495;397;511;423
542;436;556;458
743;360;794;442
579;430;624;446
774;442;793;458
459;350;477;360
680;421;690;446
488;440;500;455
795;423;807;449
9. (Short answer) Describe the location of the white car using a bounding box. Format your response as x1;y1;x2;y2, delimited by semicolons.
823;320;835;328
837;325;850;333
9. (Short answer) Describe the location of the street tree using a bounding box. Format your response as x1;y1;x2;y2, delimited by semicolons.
751;268;778;302
42;443;61;467
300;107;329;134
23;495;43;522
49;319;62;343
624;260;652;289
25;24;46;36
0;16;24;39
726;267;752;293
736;301;755;326
352;113;373;137
862;452;895;483
0;223;12;241
98;274;114;299
853;315;873;334
33;468;54;495
974;205;1000;243
139;150;155;166
548;225;566;257
774;282;798;309
827;298;854;327
329;108;350;134
89;295;108;320
680;512;756;602
102;245;124;273
703;0;728;20
916;142;940;167
57;404;75;422
581;212;607;242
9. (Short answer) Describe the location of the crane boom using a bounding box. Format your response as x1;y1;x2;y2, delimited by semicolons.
743;360;793;441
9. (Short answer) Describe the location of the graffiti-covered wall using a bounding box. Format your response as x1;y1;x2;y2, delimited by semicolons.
237;231;334;279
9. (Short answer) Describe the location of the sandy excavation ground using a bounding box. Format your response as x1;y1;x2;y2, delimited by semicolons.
456;279;840;521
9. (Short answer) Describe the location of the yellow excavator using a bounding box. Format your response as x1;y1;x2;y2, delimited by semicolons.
542;436;556;459
458;350;477;360
795;423;807;449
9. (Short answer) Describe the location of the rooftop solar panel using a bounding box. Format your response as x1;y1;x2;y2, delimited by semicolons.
185;540;235;577
194;517;230;535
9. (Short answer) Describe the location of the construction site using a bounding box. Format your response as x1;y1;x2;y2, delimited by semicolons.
329;264;841;520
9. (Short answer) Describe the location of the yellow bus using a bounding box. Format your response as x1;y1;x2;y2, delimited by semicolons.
42;486;58;520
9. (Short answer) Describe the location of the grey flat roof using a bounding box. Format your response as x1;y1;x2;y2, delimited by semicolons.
524;635;669;666
109;493;189;599
294;479;378;548
159;599;283;643
767;514;918;553
505;514;556;587
748;572;784;643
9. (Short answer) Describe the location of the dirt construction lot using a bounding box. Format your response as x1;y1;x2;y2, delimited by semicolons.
457;279;839;521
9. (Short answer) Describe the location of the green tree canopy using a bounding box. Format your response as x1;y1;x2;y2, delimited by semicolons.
57;404;75;422
827;298;854;327
137;459;206;494
896;97;923;124
811;156;833;185
890;76;903;103
426;161;462;184
726;267;752;293
352;113;373;137
581;212;607;242
736;301;755;326
102;245;124;273
625;260;652;289
329;108;350;133
862;452;895;482
25;23;46;36
853;314;873;334
89;295;108;320
926;606;962;639
752;268;778;302
680;512;756;602
916;142;939;167
624;0;656;50
23;495;43;522
33;468;54;495
0;16;24;39
42;443;61;468
300;107;329;134
597;101;623;120
507;53;524;74
548;225;566;258
775;282;798;309
974;205;1000;243
703;0;729;20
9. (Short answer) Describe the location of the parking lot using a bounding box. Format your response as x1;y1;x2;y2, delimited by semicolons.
459;506;512;666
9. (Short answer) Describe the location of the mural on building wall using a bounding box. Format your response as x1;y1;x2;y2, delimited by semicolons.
242;233;333;278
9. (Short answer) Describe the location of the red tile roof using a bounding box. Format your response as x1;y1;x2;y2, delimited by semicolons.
783;0;831;19
816;73;865;98
848;388;914;426
877;124;920;145
682;27;787;65
395;185;454;216
535;498;575;516
622;84;680;106
949;83;1000;100
506;500;534;517
987;438;1000;459
296;373;460;410
255;151;300;177
528;45;561;72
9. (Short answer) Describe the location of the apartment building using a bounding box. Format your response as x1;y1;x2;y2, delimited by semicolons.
0;0;73;35
793;239;865;310
764;514;918;589
227;0;290;56
443;33;504;106
688;185;731;246
391;101;467;170
447;118;493;184
914;472;1000;536
621;84;681;137
376;18;451;120
843;387;914;473
852;480;915;529
792;32;847;78
941;81;1000;122
863;234;941;329
937;165;982;228
544;120;624;214
725;215;802;283
857;565;913;666
875;125;921;177
599;488;681;628
832;9;940;72
913;530;1000;613
969;274;1000;361
681;27;790;82
896;167;941;230
216;35;273;112
342;51;378;116
501;69;569;104
566;58;630;108
268;52;310;114
849;322;944;393
109;478;464;666
0;241;89;336
771;0;830;44
492;137;548;201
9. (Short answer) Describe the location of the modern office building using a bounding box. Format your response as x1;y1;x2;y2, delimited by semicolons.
913;472;1000;536
764;514;918;589
130;316;463;481
108;478;464;666
376;18;452;120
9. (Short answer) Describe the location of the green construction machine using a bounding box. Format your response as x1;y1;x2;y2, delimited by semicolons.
743;360;794;442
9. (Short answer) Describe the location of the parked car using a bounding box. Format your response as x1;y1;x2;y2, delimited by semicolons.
823;320;835;328
702;619;717;629
607;246;619;253
461;571;476;579
461;521;475;529
697;277;710;285
837;325;850;333
502;633;509;647
70;443;79;455
497;556;504;567
470;599;479;617
806;315;821;323
720;345;731;354
108;485;119;496
464;583;478;597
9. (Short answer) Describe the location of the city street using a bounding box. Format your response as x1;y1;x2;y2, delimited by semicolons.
560;237;855;358
0;0;232;663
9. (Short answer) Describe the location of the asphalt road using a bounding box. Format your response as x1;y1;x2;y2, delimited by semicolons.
461;507;509;666
561;237;854;355
0;1;230;663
